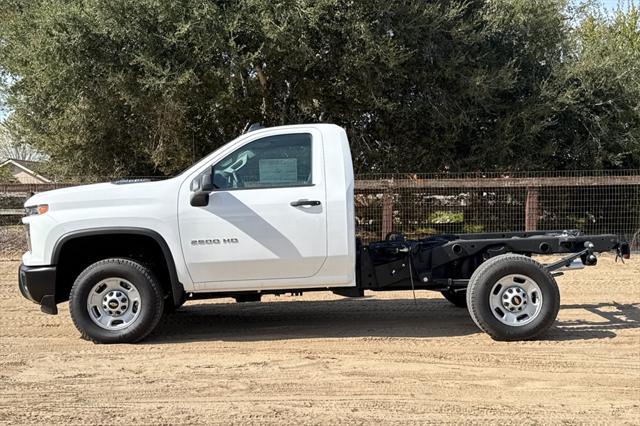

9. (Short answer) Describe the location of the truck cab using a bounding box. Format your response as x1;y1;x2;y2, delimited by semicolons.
19;124;628;343
178;124;355;291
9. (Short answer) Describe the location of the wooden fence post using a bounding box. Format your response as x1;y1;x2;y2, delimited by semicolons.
381;191;393;239
525;186;540;231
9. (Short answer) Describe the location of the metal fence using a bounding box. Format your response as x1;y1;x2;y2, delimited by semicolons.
2;170;640;249
354;170;640;250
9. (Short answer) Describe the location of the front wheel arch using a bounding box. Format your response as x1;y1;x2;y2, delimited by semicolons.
52;228;184;307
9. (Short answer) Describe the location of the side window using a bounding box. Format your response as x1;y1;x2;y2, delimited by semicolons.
211;133;312;190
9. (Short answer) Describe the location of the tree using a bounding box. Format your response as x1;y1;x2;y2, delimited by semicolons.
0;122;42;162
0;0;638;176
536;3;640;169
0;163;18;183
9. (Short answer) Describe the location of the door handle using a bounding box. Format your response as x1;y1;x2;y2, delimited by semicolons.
290;199;321;207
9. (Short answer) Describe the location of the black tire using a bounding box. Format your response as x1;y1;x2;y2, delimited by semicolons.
466;254;560;341
441;289;467;308
69;258;165;344
234;293;262;303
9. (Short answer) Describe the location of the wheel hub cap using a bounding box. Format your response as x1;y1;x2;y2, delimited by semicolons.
489;274;543;327
87;278;141;330
501;287;527;313
102;291;129;316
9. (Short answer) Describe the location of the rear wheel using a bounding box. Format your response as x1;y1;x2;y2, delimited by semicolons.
441;289;467;308
466;254;559;341
69;258;164;343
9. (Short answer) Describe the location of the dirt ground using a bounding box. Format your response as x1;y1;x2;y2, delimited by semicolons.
0;255;638;425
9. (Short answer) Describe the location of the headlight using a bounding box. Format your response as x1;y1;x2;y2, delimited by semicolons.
25;204;49;216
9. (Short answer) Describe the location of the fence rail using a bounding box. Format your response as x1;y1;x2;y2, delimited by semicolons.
2;170;639;249
355;175;640;189
0;183;77;194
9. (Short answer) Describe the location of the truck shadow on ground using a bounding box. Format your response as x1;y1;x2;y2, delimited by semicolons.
550;302;640;341
147;298;640;344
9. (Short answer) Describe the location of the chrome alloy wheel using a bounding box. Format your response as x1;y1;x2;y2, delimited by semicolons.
86;278;141;330
489;274;543;326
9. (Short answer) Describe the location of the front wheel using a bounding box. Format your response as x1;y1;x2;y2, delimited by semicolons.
466;254;560;341
69;258;164;343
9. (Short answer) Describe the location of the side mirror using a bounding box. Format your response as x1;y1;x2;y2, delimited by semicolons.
200;173;214;192
190;173;214;207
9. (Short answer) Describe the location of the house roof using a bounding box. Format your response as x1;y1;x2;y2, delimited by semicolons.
0;158;52;183
9;158;40;168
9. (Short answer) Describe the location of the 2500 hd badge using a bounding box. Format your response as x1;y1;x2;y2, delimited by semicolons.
191;238;239;245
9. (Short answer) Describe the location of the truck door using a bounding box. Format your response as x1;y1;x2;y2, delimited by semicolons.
177;129;328;287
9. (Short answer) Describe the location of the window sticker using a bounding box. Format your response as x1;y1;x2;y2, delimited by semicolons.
259;158;298;183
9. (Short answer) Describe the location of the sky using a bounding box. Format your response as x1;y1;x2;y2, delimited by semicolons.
600;0;638;9
604;0;640;17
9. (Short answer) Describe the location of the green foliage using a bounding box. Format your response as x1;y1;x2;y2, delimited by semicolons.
463;224;485;233
0;0;638;177
428;210;464;224
538;3;640;169
414;227;439;235
0;164;18;183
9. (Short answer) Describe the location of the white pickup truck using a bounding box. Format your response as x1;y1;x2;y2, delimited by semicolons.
19;124;629;343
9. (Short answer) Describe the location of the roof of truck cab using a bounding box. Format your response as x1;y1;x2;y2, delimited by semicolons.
244;123;343;135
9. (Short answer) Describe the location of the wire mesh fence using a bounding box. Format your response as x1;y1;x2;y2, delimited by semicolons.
354;170;640;250
1;170;639;250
